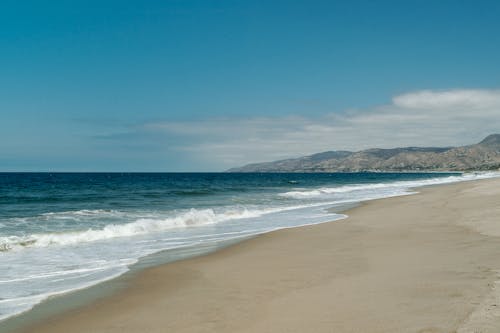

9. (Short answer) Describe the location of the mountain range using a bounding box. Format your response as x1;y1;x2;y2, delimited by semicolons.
227;134;500;172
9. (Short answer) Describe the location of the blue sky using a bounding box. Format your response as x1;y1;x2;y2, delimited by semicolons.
1;0;500;171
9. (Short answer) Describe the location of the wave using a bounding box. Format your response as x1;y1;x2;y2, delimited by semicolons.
279;172;500;199
5;210;130;227
3;172;499;252
41;209;124;218
0;207;273;252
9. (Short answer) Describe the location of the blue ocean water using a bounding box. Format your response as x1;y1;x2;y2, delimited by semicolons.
0;172;497;321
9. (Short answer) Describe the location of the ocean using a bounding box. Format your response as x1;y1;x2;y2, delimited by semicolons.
0;171;497;322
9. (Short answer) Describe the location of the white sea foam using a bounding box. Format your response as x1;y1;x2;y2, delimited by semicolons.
41;209;124;218
0;266;131;322
0;201;352;252
279;172;500;199
0;208;264;251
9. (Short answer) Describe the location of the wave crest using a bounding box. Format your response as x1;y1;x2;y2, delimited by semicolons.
0;208;262;251
279;172;500;199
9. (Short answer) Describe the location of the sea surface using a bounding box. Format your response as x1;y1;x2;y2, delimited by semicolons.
0;171;497;322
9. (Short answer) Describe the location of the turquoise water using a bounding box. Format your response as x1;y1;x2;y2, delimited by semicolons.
0;172;496;321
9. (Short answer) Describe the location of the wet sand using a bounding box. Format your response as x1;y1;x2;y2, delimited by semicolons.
16;177;500;332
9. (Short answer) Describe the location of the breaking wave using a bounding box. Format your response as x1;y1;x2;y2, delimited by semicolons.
279;172;500;199
0;208;265;251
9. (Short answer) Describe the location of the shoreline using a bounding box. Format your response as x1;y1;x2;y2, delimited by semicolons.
7;177;500;332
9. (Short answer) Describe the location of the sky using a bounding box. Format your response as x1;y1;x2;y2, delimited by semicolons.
1;0;500;171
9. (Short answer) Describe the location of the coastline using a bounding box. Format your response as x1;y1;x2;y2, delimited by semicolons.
8;177;500;332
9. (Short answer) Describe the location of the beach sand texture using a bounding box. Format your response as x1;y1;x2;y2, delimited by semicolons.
17;178;500;333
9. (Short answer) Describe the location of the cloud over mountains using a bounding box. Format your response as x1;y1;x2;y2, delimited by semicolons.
116;89;500;169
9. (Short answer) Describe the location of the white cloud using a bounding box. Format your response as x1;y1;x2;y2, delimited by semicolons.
392;89;500;110
143;89;500;169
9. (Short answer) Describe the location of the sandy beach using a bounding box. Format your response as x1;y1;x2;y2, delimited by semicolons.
12;177;500;333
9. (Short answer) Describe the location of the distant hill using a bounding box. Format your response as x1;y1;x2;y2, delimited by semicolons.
227;134;500;172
